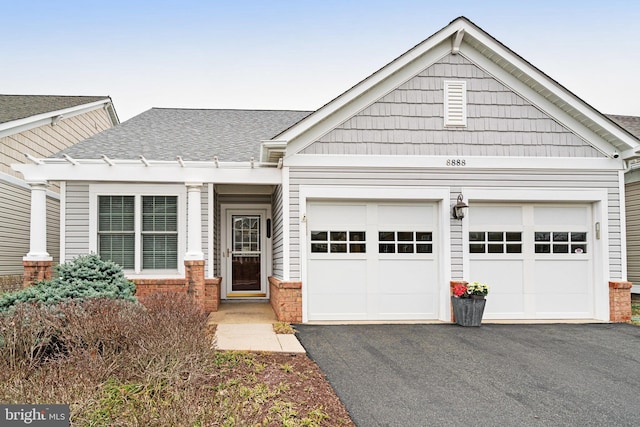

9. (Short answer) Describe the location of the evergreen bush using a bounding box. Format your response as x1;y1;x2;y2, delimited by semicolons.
0;254;136;313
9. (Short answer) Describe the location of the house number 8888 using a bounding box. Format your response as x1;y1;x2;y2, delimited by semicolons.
446;159;466;166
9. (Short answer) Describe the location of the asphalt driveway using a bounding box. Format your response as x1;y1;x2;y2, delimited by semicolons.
295;323;640;426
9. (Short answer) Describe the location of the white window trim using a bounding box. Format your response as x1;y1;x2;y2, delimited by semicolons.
89;183;187;278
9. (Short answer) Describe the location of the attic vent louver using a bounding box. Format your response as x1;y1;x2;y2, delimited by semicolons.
444;80;467;127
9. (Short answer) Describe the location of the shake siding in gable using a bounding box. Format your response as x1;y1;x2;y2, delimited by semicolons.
626;181;640;285
287;168;622;281
64;182;90;261
301;54;601;158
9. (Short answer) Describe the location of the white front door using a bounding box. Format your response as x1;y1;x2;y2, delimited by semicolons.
222;207;270;298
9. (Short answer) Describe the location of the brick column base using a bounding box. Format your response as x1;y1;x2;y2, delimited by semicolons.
269;276;302;323
185;260;206;312
23;260;53;288
204;277;221;313
609;281;632;322
450;281;468;322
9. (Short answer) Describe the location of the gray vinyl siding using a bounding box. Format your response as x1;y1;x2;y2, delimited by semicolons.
271;185;284;279
214;190;220;276
288;168;622;281
201;185;209;276
302;54;602;158
0;180;30;275
0;180;60;275
626;180;640;286
47;195;60;266
64;182;90;261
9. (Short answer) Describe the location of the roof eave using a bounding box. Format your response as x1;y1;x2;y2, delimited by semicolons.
0;98;117;139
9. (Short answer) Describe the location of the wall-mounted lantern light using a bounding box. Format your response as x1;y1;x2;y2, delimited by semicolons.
452;193;468;220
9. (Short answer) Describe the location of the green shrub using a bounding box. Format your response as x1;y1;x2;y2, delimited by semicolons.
0;254;136;313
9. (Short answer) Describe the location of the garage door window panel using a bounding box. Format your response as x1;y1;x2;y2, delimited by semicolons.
535;231;587;254
469;231;522;254
311;230;366;254
379;231;433;255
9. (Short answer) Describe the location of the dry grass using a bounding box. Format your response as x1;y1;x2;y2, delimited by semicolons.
273;321;296;334
0;294;352;426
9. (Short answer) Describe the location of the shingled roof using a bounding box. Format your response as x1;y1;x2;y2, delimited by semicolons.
0;95;110;124
607;114;640;140
57;108;312;162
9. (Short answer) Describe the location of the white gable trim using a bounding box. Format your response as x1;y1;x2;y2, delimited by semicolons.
279;17;639;160
282;42;451;157
460;48;618;159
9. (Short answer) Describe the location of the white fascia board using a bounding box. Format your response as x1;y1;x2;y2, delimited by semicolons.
284;154;625;171
12;163;283;184
458;29;640;152
0;99;114;139
282;39;453;156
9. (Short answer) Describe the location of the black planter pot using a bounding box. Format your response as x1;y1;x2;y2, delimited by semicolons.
451;296;486;327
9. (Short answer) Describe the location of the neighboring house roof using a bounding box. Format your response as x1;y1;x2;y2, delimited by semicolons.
57;108;311;162
0;95;110;124
607;115;640;140
276;16;640;160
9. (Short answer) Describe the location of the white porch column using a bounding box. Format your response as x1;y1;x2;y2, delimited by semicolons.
24;181;52;261
184;182;204;260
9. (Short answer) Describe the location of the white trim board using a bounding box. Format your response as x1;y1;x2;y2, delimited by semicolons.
284;155;624;170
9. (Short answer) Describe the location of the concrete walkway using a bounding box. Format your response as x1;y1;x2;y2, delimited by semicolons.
208;302;305;353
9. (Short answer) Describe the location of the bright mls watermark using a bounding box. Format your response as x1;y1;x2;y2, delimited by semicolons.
1;405;69;426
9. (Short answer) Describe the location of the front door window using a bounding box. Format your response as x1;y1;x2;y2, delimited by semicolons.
231;215;261;292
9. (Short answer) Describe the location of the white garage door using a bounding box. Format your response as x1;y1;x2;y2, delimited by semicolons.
468;204;594;319
306;201;439;321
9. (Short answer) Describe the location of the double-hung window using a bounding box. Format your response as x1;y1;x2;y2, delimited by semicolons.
97;194;179;271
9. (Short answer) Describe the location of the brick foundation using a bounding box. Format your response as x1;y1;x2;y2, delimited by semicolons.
132;278;188;299
204;277;222;313
23;260;53;288
269;276;302;323
609;281;632;322
133;272;221;314
450;281;468;322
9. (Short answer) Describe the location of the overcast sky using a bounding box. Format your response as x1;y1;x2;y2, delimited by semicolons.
2;0;639;122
